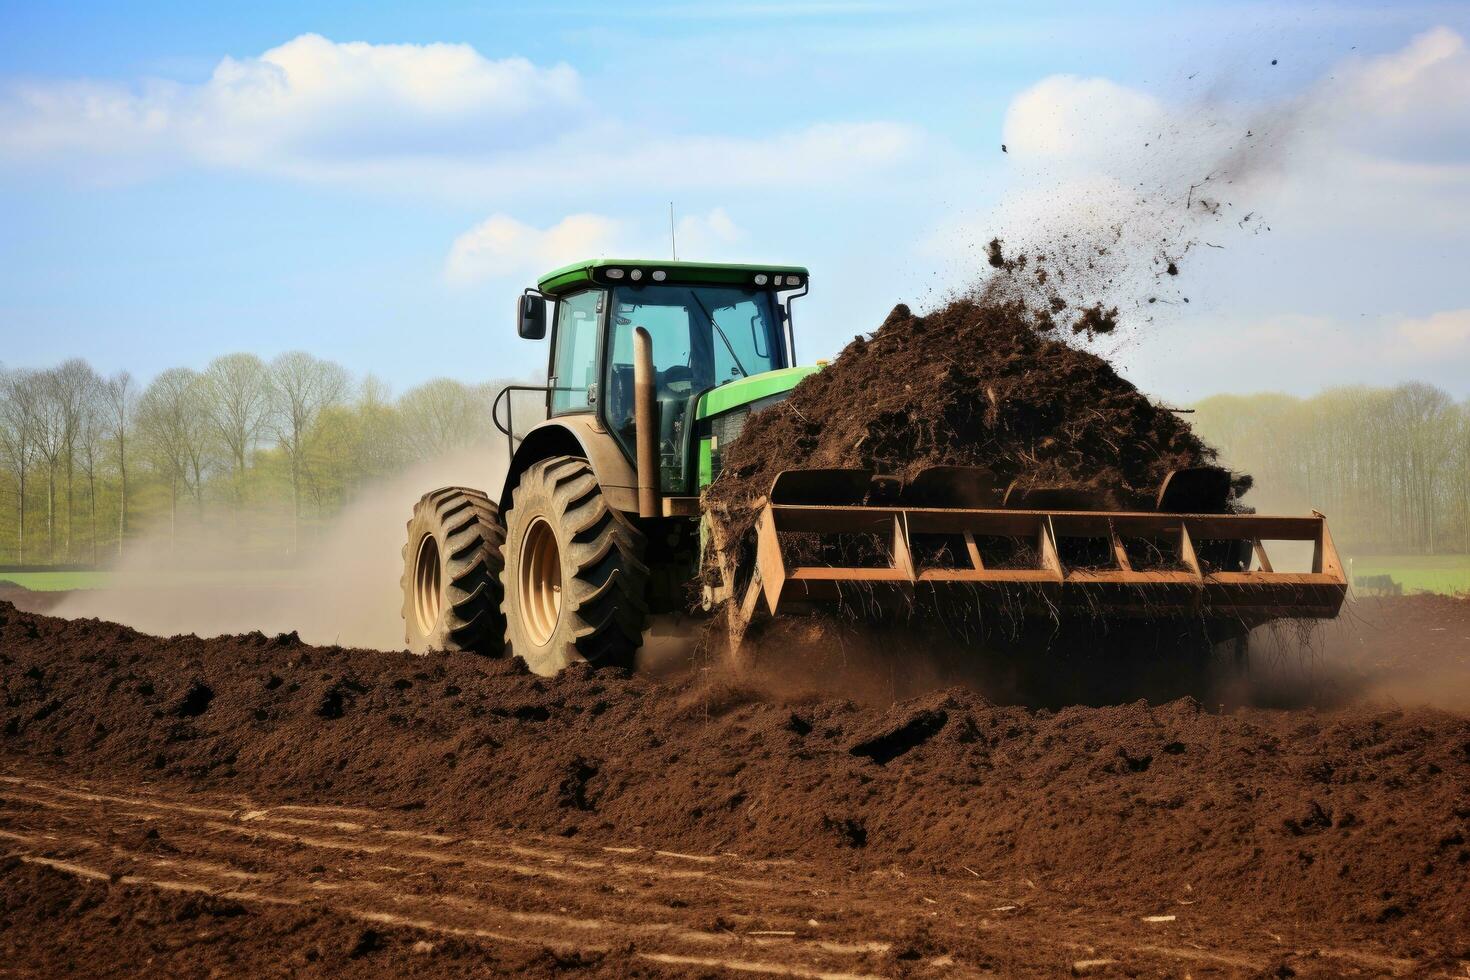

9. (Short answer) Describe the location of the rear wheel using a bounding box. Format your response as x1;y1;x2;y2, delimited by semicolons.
502;456;649;674
400;486;506;654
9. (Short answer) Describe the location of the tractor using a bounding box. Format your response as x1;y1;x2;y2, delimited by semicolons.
401;259;1347;675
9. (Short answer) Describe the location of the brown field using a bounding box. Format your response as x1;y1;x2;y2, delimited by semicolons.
1;590;1467;977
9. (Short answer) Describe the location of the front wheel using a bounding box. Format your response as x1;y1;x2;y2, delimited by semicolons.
501;456;649;675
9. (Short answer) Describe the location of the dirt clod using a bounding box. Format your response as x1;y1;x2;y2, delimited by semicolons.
849;708;948;764
175;681;213;718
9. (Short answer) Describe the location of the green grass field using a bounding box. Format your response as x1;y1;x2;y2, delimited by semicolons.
0;569;301;592
0;571;112;591
1348;554;1470;596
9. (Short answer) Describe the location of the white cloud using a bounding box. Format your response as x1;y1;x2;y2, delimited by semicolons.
444;206;755;285
1395;309;1470;357
0;35;580;173
1002;75;1166;162
444;213;622;285
0;35;920;199
1331;25;1469;124
673;206;746;258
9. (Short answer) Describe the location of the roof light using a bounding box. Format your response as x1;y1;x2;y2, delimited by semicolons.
787;276;803;288
652;270;667;281
605;268;625;280
754;273;768;285
630;269;643;281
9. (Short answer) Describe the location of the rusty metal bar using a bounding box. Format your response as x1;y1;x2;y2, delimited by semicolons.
1037;516;1063;582
1179;524;1204;581
747;499;1348;623
962;531;984;571
1110;529;1132;572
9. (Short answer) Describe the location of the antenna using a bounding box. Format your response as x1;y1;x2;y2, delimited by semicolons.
669;202;677;261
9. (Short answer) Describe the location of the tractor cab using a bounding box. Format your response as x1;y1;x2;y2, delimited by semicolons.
516;260;812;497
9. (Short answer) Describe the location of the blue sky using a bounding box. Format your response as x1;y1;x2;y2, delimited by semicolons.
2;0;1468;399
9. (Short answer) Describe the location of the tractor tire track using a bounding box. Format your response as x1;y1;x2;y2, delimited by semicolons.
2;761;1438;978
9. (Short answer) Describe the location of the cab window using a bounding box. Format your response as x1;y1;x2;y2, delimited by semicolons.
549;289;602;414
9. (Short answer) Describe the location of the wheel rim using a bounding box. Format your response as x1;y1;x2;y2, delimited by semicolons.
519;517;562;647
413;534;442;635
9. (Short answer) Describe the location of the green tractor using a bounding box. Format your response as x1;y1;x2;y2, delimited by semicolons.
401;259;817;674
402;259;1347;675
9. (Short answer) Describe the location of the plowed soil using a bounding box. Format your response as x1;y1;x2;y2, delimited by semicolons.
3;592;1469;976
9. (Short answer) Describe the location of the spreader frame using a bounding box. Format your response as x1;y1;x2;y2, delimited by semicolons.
745;502;1346;624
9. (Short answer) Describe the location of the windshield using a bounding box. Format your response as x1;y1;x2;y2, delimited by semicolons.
603;283;786;492
609;284;785;389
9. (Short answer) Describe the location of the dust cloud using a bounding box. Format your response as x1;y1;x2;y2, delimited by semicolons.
51;446;506;650
691;597;1470;714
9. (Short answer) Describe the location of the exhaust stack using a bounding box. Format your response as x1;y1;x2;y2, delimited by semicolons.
633;326;660;518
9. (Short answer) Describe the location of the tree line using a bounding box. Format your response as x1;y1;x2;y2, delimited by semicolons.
0;353;518;566
1;356;1466;567
1191;383;1470;555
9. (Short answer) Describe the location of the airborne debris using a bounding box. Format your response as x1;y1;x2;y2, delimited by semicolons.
985;237;1007;269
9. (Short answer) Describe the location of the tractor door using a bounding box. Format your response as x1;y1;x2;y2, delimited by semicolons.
548;289;604;415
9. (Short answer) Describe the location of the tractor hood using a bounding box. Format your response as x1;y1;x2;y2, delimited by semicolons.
695;365;821;421
694;365;822;489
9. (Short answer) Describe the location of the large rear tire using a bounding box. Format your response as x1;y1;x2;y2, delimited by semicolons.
502;456;649;675
400;486;506;655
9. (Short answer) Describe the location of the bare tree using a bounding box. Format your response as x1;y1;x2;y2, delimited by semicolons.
202;353;273;511
32;369;68;560
50;359;100;560
397;378;496;456
101;372;135;558
135;368;209;549
1388;383;1458;553
75;380;106;563
269;352;348;553
0;369;42;562
1193;383;1464;556
354;374;404;487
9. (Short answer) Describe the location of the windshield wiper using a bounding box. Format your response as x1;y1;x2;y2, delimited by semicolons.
687;290;748;379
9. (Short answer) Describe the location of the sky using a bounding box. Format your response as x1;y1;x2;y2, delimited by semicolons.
1;0;1468;401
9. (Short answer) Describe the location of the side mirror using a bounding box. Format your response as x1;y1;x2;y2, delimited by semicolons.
517;293;547;340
